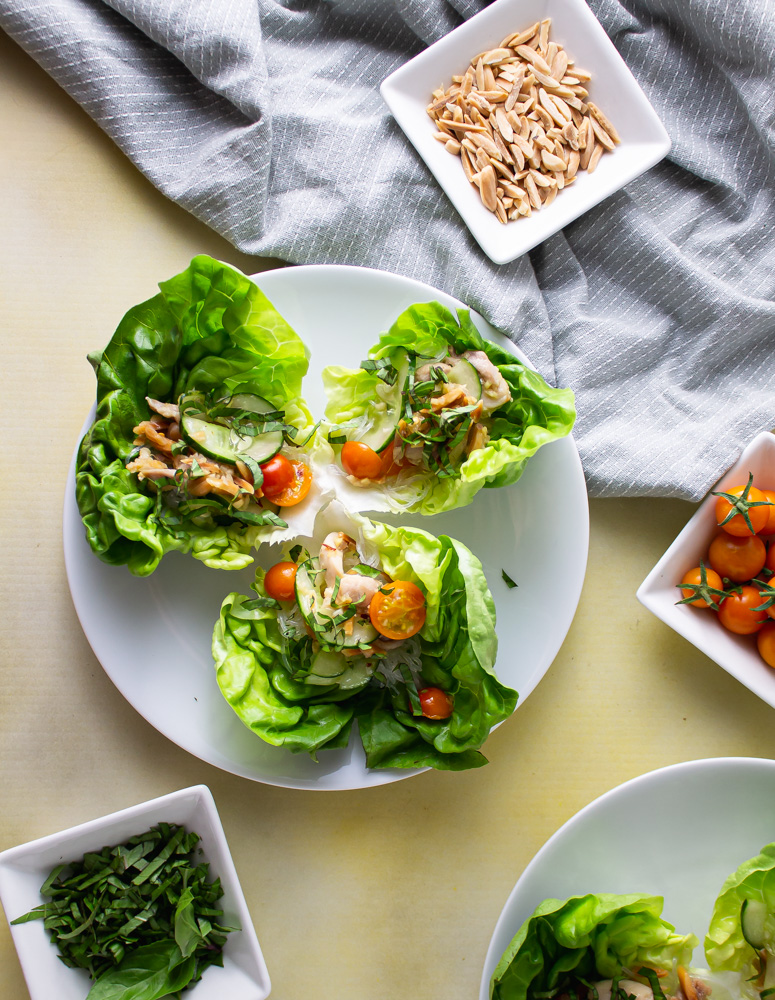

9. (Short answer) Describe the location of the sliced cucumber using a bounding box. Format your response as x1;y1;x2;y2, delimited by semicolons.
179;391;284;465
741;898;769;950
305;649;374;691
294;560;379;648
446;358;482;402
349;349;412;454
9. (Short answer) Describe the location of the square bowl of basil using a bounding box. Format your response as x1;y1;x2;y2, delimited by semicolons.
0;785;270;1000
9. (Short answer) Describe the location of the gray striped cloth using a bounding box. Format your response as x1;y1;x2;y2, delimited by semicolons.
3;0;774;498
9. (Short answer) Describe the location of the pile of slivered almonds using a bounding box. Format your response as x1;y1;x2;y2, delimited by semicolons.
427;18;620;222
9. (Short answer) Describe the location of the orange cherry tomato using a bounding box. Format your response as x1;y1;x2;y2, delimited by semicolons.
707;533;766;582
679;565;724;608
264;561;298;602
757;622;775;668
761;490;775;535
767;545;775;576
341;441;383;480
369;580;426;641
379;442;403;479
260;454;295;498
418;687;454;719
271;461;312;507
715;481;770;536
718;585;769;635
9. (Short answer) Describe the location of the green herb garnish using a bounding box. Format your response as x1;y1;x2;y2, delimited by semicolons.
502;570;518;589
11;823;236;997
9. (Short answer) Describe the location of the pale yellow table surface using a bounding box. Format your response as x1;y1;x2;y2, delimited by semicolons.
3;27;775;1000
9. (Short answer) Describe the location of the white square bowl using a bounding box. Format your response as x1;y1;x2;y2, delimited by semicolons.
0;785;271;1000
637;432;775;708
380;0;671;264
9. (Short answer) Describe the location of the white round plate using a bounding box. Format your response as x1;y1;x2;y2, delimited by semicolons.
480;756;775;999
64;264;589;790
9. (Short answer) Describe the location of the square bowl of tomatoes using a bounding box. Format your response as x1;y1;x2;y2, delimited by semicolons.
637;431;775;707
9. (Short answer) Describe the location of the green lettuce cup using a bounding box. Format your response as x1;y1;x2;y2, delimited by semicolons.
705;841;775;999
322;300;576;515
490;893;697;1000
76;255;322;576
212;501;518;770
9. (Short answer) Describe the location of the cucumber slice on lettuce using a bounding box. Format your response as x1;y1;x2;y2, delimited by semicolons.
75;255;317;576
706;842;775;985
212;501;518;769
490;894;697;1000
322;300;576;516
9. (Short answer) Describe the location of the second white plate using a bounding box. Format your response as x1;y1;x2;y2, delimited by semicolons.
480;756;775;998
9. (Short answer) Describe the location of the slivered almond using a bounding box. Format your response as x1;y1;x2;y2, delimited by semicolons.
503;23;539;47
445;138;461;155
540;149;566;171
469;131;502;159
478;164;498;210
588;102;620;143
579;133;596;170
589;116;616;151
482;47;514;65
524;172;542;209
515;45;552;76
587;143;604;173
495;107;514;143
566;148;580;178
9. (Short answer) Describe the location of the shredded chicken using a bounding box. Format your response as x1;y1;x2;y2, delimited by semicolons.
463;350;512;411
126;447;176;480
146;397;181;421
415;360;452;382
335;571;385;610
320;532;356;590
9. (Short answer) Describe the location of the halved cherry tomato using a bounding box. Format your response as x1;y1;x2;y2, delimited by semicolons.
418;687;454;719
714;479;770;536
718;585;769;635
271;461;312;507
761;490;775;535
341;441;383;480
679;565;725;608
260;454;295;498
369;580;426;640
708;533;766;582
757;622;775;668
264;561;297;602
379;442;403;479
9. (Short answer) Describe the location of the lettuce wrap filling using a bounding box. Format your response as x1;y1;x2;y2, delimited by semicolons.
212;502;518;770
322;300;575;515
76;255;321;576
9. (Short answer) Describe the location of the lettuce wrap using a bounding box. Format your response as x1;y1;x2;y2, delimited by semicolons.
705;841;775;998
212;501;518;770
322;301;576;515
76;256;321;576
490;893;698;1000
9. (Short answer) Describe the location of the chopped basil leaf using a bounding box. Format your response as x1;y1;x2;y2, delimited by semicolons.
501;570;518;589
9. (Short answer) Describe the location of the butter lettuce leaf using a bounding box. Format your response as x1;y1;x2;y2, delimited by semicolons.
76;255;313;576
705;841;775;975
322;301;575;515
212;511;517;770
491;893;697;1000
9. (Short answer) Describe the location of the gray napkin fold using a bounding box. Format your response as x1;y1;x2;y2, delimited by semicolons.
3;0;774;498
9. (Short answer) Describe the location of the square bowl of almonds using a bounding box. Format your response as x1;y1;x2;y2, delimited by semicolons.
381;0;670;264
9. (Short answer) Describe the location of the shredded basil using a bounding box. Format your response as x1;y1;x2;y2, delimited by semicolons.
502;570;518;589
